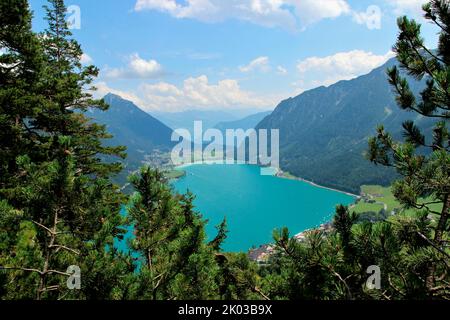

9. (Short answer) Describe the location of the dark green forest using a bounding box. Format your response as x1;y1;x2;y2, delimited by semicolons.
0;0;449;300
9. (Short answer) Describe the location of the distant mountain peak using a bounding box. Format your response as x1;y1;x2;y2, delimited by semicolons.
88;93;174;154
103;92;124;102
215;111;272;134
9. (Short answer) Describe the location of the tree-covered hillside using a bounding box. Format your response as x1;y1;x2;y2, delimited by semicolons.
215;111;272;135
257;58;434;193
87;93;175;186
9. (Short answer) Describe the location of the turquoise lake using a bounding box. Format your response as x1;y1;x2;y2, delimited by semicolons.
172;164;355;252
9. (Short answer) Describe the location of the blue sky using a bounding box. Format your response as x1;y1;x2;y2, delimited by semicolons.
29;0;439;113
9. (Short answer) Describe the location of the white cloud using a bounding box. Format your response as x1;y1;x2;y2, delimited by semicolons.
277;65;288;75
295;50;395;90
103;53;163;79
94;75;279;112
134;0;352;30
239;56;270;73
389;0;427;16
80;53;93;64
291;0;350;26
139;75;277;111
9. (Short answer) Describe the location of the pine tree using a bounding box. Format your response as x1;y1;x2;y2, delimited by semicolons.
209;218;228;252
267;227;348;300
0;0;130;299
126;167;222;300
37;0;126;176
0;0;43;189
215;252;263;300
0;0;46;299
334;205;357;257
368;0;450;297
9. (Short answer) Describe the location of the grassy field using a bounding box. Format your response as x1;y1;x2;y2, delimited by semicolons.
361;185;399;211
352;185;443;215
351;201;385;214
164;169;186;180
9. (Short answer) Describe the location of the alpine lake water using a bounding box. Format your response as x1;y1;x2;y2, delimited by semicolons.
170;164;356;252
116;164;356;253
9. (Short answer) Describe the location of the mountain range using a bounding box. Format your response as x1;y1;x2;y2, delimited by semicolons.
150;110;257;134
86;57;432;194
215;111;272;134
256;57;432;193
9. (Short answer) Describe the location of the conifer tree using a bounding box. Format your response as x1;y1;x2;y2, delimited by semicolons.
209;218;228;252
0;0;43;189
334;205;357;256
126;167;221;300
0;0;46;299
0;0;130;299
368;0;450;297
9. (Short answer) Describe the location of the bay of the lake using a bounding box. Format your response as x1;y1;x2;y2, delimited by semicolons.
172;164;355;252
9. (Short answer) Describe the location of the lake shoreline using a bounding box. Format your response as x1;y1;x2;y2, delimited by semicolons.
248;171;361;261
274;170;360;198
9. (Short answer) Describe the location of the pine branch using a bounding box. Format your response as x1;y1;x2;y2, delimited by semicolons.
0;266;43;275
417;232;450;261
253;287;271;301
388;275;406;297
49;244;80;255
31;220;54;235
0;266;70;277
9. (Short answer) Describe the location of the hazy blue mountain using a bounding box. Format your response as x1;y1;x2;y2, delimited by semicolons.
215;111;272;133
151;109;259;134
256;58;433;194
85;93;174;178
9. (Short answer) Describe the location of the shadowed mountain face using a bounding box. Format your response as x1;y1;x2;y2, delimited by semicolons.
92;93;174;152
85;93;175;180
256;58;433;193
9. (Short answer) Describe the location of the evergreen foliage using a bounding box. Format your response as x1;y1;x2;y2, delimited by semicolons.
0;0;448;301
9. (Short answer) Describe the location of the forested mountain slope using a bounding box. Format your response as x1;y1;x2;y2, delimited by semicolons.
257;58;431;193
